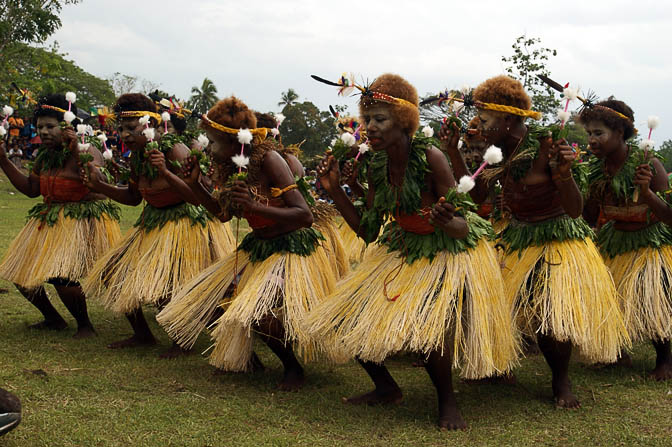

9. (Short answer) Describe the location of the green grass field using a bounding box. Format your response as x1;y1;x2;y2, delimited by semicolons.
0;172;671;446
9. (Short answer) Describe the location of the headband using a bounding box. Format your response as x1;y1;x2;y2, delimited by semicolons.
40;104;67;114
118;111;163;123
422;90;542;120
201;114;268;140
311;74;418;110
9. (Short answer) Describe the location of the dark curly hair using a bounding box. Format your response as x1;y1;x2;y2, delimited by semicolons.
359;73;419;137
577;97;635;141
114;93;158;124
254;112;277;130
202;96;257;136
473;75;531;120
34;94;79;125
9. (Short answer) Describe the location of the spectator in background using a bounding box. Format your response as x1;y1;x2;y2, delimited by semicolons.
7;115;24;144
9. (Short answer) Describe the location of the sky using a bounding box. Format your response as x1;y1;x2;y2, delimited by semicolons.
48;0;672;142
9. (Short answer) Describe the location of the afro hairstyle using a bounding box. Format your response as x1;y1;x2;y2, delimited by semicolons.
577;97;635;141
34;93;79;125
114;93;158;124
254;112;277;130
201;96;257;139
473;75;531;120
359;73;419;138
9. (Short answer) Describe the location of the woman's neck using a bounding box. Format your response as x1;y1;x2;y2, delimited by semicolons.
501;122;527;157
386;136;410;187
604;142;629;176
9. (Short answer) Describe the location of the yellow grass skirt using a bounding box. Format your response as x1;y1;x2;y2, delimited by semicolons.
0;210;121;289
338;222;368;265
314;218;348;278
82;217;234;314
501;238;630;363
305;240;519;379
604;246;672;342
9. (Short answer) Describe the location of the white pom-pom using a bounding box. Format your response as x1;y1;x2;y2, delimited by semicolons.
483;145;503;165
161;112;171;123
459;84;470;95
142;128;155;140
557;109;571;123
271;128;280;137
103;149;113;160
85;125;94;136
0;127;6;137
563;87;579;101
232;154;250;169
275;113;285;126
457;140;464;150
76;124;88;136
97;133;108;143
340;132;356;146
63;111;76;123
139;115;150;126
65;92;77;104
78;142;91;153
196;134;209;149
639;139;655;151
456;175;475;194
422;125;434;138
647;115;660;130
237;128;253;145
358;143;370;154
2;105;13;117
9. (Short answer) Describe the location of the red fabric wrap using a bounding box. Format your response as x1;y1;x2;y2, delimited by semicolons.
477;203;493;218
394;208;435;235
597;204;653;228
243;198;284;230
140;188;183;208
503;178;565;222
40;176;89;202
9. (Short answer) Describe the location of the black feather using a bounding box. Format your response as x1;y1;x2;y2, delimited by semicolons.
537;74;565;93
310;75;341;87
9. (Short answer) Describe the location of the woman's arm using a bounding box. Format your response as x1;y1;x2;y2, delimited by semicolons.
0;140;40;197
81;161;143;206
427;146;469;239
545;138;582;218
636;158;672;224
439;122;489;204
149;145;200;205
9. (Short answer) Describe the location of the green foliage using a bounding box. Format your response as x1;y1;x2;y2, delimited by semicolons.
587;144;656;202
27;200;121;226
134;202;210;232
502;34;561;122
501;215;594;253
278;88;299;107
279;100;337;161
598;221;672;258
656;139;672;172
188;78;218;116
32;144;70;172
238;227;324;262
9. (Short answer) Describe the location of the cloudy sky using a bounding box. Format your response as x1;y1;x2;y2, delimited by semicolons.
49;0;672;142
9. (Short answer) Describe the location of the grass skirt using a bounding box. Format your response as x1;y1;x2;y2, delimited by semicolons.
0;210;121;289
305;240;519;379
604;246;672;342
314;218;348;278
82;217;234;314
338;222;368;265
501;238;630;363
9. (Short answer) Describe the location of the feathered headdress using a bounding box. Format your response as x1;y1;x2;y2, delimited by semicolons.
311;74;418;110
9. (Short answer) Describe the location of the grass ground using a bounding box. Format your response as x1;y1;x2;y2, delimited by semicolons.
0;173;671;446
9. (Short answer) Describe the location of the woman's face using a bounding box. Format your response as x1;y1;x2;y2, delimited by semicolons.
476;110;508;147
361;105;405;151
36;116;62;149
205;128;237;163
583;121;623;159
118;118;148;151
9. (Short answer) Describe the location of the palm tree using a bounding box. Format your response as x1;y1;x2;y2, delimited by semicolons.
278;88;299;108
189;78;218;115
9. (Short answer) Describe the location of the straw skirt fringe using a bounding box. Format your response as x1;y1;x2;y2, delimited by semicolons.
501;238;630;363
0;210;121;288
338;223;368;265
314;218;348;278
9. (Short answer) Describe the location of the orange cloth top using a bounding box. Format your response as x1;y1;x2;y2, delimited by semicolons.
244;197;284;230
8;117;23;137
139;187;183;208
394;207;435;235
476;203;494;219
597;204;654;228
40;176;89;202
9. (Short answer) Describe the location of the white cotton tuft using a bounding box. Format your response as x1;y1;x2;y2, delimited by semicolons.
563;87;579;101
2;105;13;117
139;115;150;126
451;102;464;114
358;142;370;154
196;134;209;149
232;154;250;169
76;124;88;136
340;132;356;146
78;143;91;153
103;149;113;160
63;111;76;123
142;127;155;140
0;127;6;137
483;145;503;164
557;109;571;123
456;175;475;194
422;125;434;138
457;140;464;150
97;133;108;143
459;84;470;95
65;92;77;104
237;128;253;145
330;138;338;147
85;125;94;136
647;115;660;130
161;112;171;123
271;128;280;137
639;139;655;151
275;113;285;126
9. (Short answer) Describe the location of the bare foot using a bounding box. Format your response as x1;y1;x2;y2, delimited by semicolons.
28;319;68;331
278;368;305;392
73;326;97;339
107;336;156;349
649;362;672;381
159;343;192;359
438;404;467;431
463;372;517;385
342;388;403;406
594;352;632;369
553;380;581;409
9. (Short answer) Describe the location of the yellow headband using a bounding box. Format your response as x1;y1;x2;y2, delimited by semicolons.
40;105;67;114
361;91;418;110
201;114;268;140
119;111;163;123
592;105;633;122
477;101;542;120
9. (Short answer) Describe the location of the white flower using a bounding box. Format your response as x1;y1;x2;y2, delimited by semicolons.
340;132;356;146
65;92;77;104
483;145;503;165
85;125;94;136
97;133;108;143
639;139;655;151
0;127;6;137
103;149;113;160
142;127;155;140
456;175;475;194
237;128;253;145
232;154;250;169
63;111;76;124
2;105;13;117
557;109;571;123
138;115;151;126
275;113;285;126
563;87;579;101
647;115;660;130
422;125;434;138
358;143;370;154
76;124;88;136
271;128;280;137
78;142;91;153
196;134;209;149
161;111;171;123
457;140;464;150
459;84;470;95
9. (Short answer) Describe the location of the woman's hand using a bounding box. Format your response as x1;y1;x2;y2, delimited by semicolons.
148;149;170;177
62;127;78;153
549;139;577;177
439;121;461;154
79;161;103;189
430;197;455;228
180;155;201;186
230;180;257;212
634;163;655;202
341;159;358;186
316;154;340;192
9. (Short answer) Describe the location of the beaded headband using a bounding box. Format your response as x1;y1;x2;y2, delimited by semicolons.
421;90;542;120
40;104;67;114
589;104;633;123
311;74;418;110
118;111;163;123
201;114;268;140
